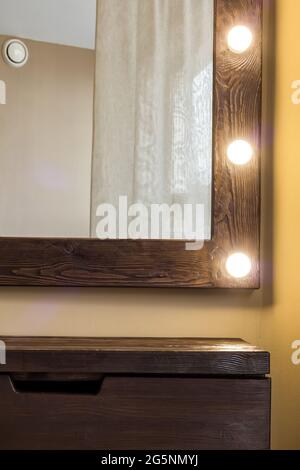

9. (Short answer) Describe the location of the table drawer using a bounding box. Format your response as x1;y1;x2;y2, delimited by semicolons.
0;374;270;450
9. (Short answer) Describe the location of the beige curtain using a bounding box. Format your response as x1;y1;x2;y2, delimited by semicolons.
91;0;214;239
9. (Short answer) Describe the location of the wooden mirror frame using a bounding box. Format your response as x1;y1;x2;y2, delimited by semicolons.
0;0;262;288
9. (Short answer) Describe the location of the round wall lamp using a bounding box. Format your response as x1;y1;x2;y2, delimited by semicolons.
227;140;253;165
226;253;252;279
227;25;253;54
2;39;29;68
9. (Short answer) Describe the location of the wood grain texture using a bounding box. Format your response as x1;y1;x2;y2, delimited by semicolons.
0;337;271;449
1;336;267;351
211;0;262;288
0;337;270;375
0;0;262;288
0;375;271;450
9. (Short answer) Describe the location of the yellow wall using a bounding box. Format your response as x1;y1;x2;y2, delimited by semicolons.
260;0;300;450
0;0;299;450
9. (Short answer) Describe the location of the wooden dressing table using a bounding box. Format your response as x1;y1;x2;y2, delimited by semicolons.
0;337;271;450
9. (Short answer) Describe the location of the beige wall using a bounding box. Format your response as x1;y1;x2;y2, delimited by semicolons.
0;37;94;237
259;0;300;450
0;0;299;450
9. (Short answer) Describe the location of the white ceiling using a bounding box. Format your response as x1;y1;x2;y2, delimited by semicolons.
0;0;97;50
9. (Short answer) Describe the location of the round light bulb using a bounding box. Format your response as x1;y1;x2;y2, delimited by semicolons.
226;253;252;279
227;140;253;165
227;26;253;54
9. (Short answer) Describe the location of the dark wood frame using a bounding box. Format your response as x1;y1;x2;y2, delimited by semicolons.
0;337;270;375
0;0;262;288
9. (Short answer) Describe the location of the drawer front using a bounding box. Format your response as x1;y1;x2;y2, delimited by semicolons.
0;375;270;450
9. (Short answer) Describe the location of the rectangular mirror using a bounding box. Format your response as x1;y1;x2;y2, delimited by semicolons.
0;0;262;288
0;0;214;240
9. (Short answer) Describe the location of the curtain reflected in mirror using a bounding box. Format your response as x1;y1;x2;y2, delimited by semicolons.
91;0;213;240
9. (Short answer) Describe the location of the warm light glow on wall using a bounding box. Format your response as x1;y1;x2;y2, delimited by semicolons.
227;140;253;165
226;253;252;279
227;26;253;54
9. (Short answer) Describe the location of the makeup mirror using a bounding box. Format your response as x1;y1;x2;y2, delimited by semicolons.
0;0;262;288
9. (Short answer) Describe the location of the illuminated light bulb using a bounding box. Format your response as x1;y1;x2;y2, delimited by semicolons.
227;140;253;165
227;26;253;54
226;253;252;279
